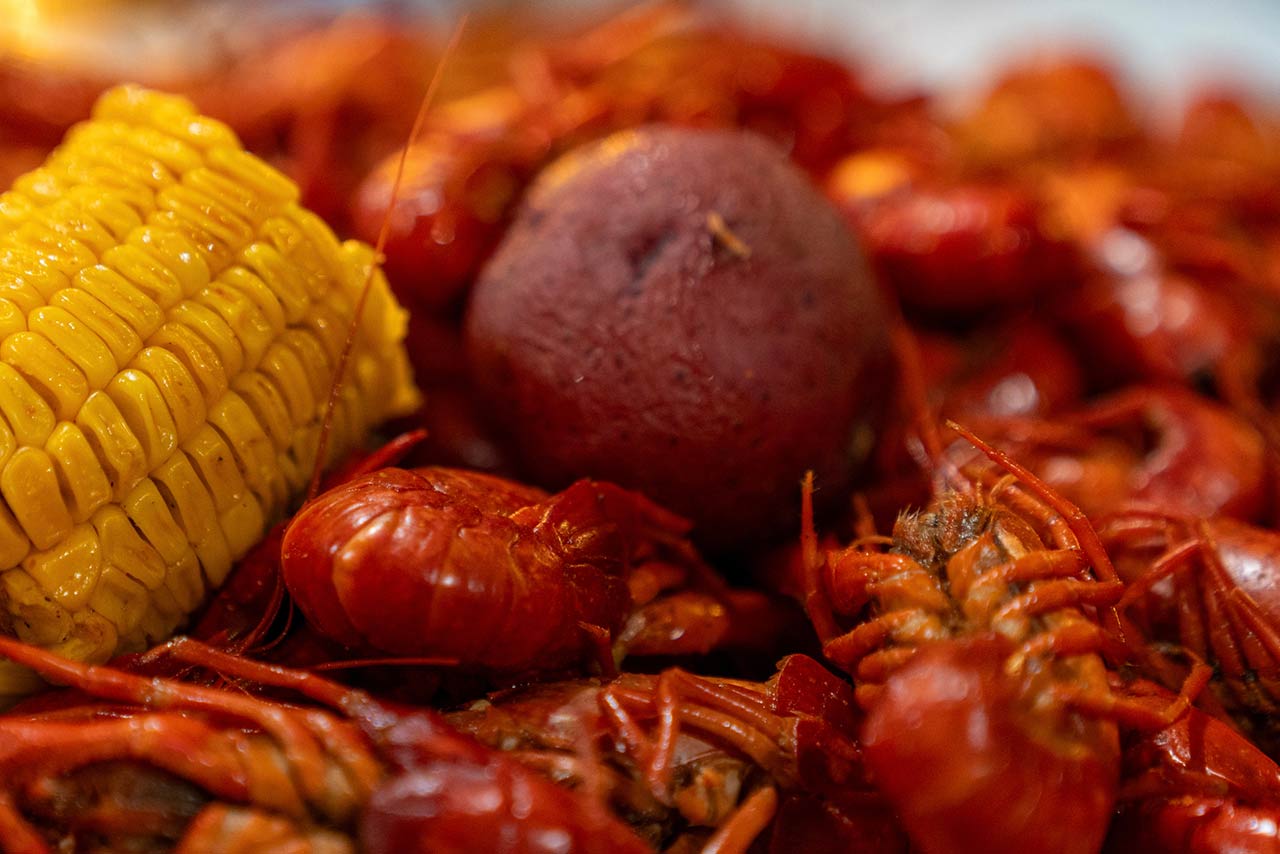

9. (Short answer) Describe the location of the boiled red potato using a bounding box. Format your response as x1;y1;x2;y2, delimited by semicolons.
466;126;892;551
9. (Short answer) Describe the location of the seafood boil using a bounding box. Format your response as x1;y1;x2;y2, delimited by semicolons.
1;3;1279;853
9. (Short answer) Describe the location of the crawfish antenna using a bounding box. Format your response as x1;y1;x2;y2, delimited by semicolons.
307;15;470;502
945;419;1120;585
892;322;968;493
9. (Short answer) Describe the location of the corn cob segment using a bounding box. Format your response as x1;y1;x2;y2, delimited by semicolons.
0;85;419;700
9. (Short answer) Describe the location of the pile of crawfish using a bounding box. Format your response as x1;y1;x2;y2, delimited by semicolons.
4;5;1280;854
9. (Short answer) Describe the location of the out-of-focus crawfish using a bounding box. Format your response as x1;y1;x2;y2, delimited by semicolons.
1060;227;1254;390
835;178;1081;318
956;54;1141;168
960;385;1270;523
0;635;660;854
802;420;1205;854
277;464;729;676
447;654;906;853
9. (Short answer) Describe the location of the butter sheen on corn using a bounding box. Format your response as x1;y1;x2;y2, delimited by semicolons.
0;86;418;696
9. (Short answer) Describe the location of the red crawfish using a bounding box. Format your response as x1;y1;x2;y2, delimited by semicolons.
279;465;728;675
801;421;1206;854
446;654;905;853
0;636;382;854
1102;511;1280;752
0;634;656;854
956;385;1270;523
1104;675;1280;854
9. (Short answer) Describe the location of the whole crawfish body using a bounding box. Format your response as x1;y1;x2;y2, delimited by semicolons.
280;465;723;674
806;437;1131;854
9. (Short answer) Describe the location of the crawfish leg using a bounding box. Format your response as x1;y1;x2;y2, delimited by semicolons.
176;804;356;854
699;786;779;854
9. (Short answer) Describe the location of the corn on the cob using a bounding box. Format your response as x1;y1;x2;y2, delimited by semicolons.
0;85;419;699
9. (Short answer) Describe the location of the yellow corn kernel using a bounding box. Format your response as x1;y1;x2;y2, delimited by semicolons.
91;505;166;590
0;300;24;340
67;187;144;242
130;605;181;650
0;503;30;568
232;371;293;451
130;346;205;443
11;222;97;279
77;265;165;340
182;424;248;514
46;423;112;522
76;391;148;500
169;300;244;378
67;119;203;177
161;548;205;616
122;478;188;566
55;158;158;216
23;524;102;610
2;330;89;421
151;451;231;587
198;281;274;369
153;185;254;270
0;245;72;304
300;298;348;363
106;369;178;471
239;243;311;325
148;321;227;407
0;363;56;447
55;131;173;190
104;242;186;309
2;568;72;645
88;565;149;639
217;490;267;558
52;609;116;664
51;288;144;366
207;390;286;516
259;340;315;425
9;168;69;207
184;167;274;227
221;266;285;334
127;225;211;299
31;201;116;259
279;328;332;402
206;147;297;205
28;306;118;390
2;447;72;550
0;192;37;231
258;214;337;297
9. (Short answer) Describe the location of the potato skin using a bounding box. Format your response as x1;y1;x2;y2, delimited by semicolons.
465;126;891;550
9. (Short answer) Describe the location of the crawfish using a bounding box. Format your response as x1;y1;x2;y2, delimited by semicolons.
0;637;382;854
279;465;727;675
1102;511;1280;753
447;654;905;853
0;635;655;854
803;421;1203;854
1104;675;1280;854
957;385;1270;522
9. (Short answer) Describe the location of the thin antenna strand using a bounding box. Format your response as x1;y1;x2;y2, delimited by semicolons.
307;14;471;502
